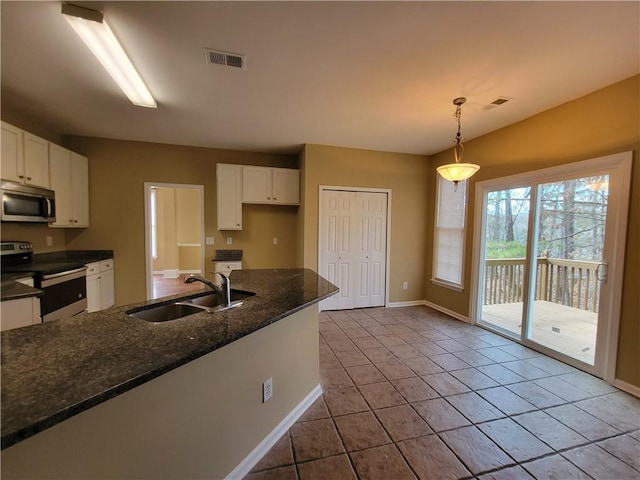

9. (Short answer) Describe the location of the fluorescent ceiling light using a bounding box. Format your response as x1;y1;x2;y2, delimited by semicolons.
62;3;157;108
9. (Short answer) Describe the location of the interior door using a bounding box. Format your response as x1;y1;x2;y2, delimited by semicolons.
474;152;632;378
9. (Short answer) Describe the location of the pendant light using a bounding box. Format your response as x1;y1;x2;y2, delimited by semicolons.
436;97;479;187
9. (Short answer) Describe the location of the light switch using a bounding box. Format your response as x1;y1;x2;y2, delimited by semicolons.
273;237;278;245
206;237;215;245
226;237;233;245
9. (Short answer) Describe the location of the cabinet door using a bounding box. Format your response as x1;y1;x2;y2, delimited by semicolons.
272;168;300;204
1;122;23;182
71;153;90;226
86;271;101;313
22;132;50;188
1;297;39;331
100;268;115;310
242;166;271;203
49;144;73;227
216;164;242;230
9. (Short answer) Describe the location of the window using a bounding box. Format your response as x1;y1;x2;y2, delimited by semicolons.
433;177;467;290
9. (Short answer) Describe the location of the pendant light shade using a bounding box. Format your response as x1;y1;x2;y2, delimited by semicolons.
437;97;479;185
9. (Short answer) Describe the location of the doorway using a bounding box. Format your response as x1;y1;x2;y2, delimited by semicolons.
471;152;632;381
144;183;205;300
319;187;390;311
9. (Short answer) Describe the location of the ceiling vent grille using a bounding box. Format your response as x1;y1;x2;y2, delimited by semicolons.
481;97;512;111
204;48;245;69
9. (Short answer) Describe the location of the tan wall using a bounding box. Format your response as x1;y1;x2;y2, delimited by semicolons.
301;144;430;303
425;75;640;388
176;188;201;244
152;187;178;272
58;136;299;306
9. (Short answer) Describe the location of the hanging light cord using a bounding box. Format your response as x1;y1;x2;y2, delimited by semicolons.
453;103;464;164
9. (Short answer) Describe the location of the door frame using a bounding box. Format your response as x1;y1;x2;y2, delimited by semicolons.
469;152;632;383
144;182;205;300
318;185;392;309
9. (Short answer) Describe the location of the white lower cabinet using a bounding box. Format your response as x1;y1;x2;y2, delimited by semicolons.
1;297;41;331
213;261;242;285
86;259;114;313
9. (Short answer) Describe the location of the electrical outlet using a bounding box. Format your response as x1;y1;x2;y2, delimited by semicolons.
272;237;278;245
46;236;53;247
226;237;233;245
263;378;273;402
403;281;408;290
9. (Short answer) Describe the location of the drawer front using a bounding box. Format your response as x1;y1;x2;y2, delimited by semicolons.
85;262;99;275
214;262;242;273
99;259;113;272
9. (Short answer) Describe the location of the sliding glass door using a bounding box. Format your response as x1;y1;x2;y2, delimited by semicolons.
473;153;631;379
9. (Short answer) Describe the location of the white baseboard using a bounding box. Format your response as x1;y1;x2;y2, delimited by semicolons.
613;378;640;398
179;269;201;275
225;384;323;480
422;300;469;323
162;269;179;279
387;300;427;308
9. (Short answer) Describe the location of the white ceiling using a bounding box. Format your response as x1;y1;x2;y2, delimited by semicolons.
2;1;639;155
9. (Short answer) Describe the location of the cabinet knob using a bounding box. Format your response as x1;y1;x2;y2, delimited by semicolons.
26;177;32;181
18;175;24;179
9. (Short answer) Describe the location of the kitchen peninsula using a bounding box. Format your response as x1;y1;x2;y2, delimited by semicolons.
1;269;337;479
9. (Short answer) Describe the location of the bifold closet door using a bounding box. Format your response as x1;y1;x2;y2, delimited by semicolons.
319;190;387;311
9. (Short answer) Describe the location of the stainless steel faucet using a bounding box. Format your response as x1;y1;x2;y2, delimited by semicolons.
184;272;231;308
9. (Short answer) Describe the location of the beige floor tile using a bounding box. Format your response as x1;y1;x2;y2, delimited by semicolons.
351;336;384;350
502;360;552;380
391;376;439;402
290;418;345;462
562;444;640;480
296;397;331;423
450;368;500;390
478;418;553;462
506;381;565;408
402;356;444;375
476;386;537;416
430;353;471;371
476;364;526;385
342;326;372;339
597;433;640;470
412;398;470;432
362;347;397;364
413;341;448;356
297;454;356;480
358;381;406;409
446;392;506;423
375;360;417;380
375;405;432;442
345;364;386;385
513;411;588;450
452;349;495;366
333;411;391;452
521;454;592;479
387;343;423;359
350;444;416;480
477;466;534;480
545;404;620;441
320;367;355;390
323;386;370;417
421;372;470;396
244;465;298;480
334;350;371;367
251;433;294;471
439;426;515;475
398;435;471;480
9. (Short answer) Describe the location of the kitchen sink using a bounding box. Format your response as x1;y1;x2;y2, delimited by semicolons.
127;303;207;322
126;289;255;322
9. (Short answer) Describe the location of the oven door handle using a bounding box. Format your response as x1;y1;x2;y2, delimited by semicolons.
41;267;87;286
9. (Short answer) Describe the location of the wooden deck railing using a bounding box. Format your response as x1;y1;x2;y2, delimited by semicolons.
484;258;601;312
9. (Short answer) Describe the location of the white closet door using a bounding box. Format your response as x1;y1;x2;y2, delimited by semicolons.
320;189;387;311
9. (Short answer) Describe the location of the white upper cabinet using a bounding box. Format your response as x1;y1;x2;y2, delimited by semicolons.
242;166;299;205
49;144;89;228
217;164;243;230
1;122;50;188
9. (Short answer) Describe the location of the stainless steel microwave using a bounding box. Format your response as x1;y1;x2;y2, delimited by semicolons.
1;180;56;223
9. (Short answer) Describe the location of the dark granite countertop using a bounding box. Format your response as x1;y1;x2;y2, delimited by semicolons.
1;268;337;449
0;278;43;301
212;249;243;261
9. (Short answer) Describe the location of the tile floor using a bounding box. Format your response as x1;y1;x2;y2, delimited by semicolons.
245;306;640;480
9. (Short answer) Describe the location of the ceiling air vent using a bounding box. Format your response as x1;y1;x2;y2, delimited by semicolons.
204;48;245;69
482;97;512;111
